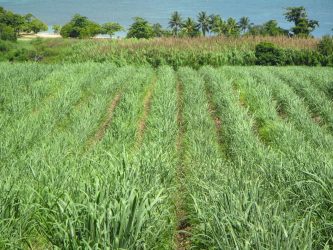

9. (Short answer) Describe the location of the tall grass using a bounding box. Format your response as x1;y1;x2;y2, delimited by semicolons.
17;36;322;67
43;36;319;51
271;67;333;133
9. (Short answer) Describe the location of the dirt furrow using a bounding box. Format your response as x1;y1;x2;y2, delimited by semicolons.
135;77;156;148
205;86;225;154
175;79;191;250
85;91;122;150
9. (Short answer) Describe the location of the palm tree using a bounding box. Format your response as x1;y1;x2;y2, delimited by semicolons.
197;11;210;36
182;17;199;37
210;14;225;36
238;16;250;34
169;11;182;37
226;17;240;37
152;23;164;37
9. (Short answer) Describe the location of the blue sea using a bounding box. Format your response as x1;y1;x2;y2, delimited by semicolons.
0;0;332;37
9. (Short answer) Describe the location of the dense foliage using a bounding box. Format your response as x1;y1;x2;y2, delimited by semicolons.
60;14;124;39
248;20;288;37
0;6;47;41
126;17;155;39
102;22;124;37
317;35;333;56
284;7;319;37
60;14;102;38
255;42;285;65
255;41;333;66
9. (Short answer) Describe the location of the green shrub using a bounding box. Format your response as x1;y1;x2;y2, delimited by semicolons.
6;48;37;62
255;42;285;65
0;40;13;52
317;35;333;56
0;24;17;41
0;40;15;61
327;84;333;100
326;55;333;67
284;49;325;66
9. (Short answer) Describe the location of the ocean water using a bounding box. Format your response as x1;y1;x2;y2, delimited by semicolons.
0;0;332;37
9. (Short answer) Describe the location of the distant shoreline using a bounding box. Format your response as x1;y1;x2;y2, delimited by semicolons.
18;33;121;40
18;33;62;40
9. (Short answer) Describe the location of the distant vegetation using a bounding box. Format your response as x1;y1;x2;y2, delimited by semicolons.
127;17;156;39
0;6;47;41
60;14;123;39
55;6;320;39
0;5;332;67
284;6;319;37
1;5;323;41
318;35;333;56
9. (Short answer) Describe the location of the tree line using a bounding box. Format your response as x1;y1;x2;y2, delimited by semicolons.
56;7;320;39
0;6;47;41
0;5;326;41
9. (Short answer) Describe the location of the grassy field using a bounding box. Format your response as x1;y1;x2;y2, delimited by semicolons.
1;63;333;249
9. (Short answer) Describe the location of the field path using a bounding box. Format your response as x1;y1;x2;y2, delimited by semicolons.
86;91;122;149
205;86;226;154
135;76;156;148
175;79;191;250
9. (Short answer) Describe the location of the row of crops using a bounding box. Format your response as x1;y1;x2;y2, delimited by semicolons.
0;63;333;249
